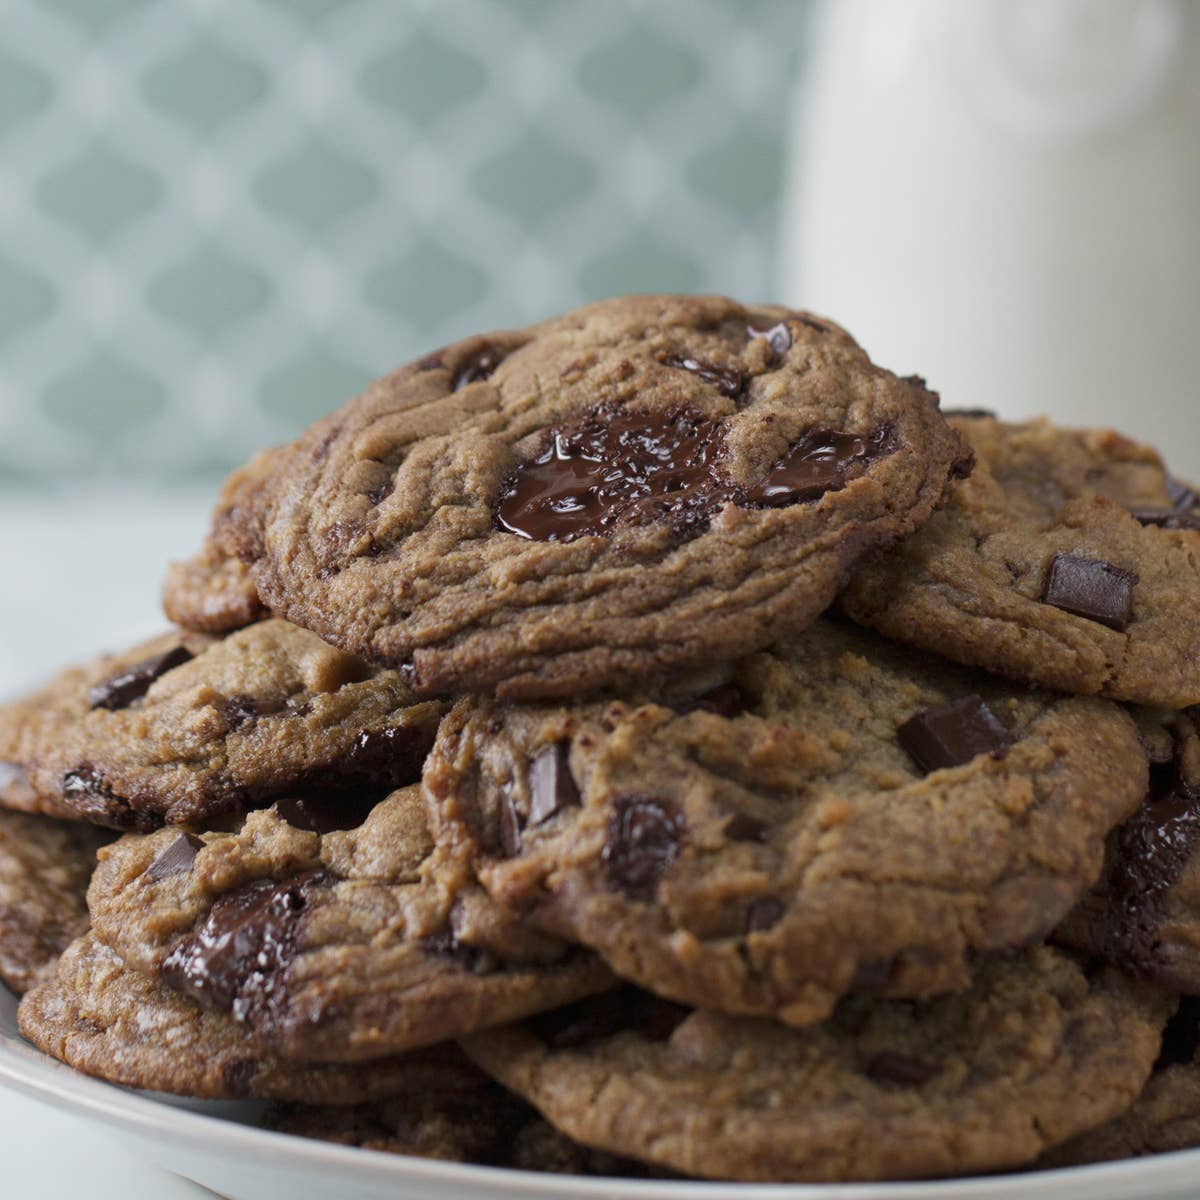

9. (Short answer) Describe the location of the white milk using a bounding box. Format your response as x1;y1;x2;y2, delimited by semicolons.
784;0;1200;477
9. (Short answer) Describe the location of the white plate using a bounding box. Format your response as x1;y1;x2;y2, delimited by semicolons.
3;986;1200;1200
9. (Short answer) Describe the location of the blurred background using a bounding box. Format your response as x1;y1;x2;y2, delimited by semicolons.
0;0;807;490
0;0;1197;689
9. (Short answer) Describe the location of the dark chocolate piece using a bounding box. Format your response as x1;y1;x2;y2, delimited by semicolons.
1167;477;1199;511
161;872;324;1021
745;896;784;933
1042;553;1138;631
942;407;996;419
495;406;737;543
602;796;684;900
658;352;745;398
274;793;378;834
746;427;893;507
1130;507;1200;532
61;767;160;832
865;1052;936;1086
528;742;580;826
453;347;503;391
1100;755;1200;977
146;832;204;882
88;645;194;711
339;725;433;789
747;321;792;358
898;695;1011;775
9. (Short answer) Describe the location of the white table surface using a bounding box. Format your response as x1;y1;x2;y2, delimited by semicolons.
1;489;223;1198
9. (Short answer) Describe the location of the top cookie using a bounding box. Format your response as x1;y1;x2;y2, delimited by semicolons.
842;415;1200;708
170;295;970;699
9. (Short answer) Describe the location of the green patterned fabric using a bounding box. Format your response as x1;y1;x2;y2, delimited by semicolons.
0;0;808;488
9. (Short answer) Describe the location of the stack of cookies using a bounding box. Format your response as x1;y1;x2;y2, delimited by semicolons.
2;295;1199;1182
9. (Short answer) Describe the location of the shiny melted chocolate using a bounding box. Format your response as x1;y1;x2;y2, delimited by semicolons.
1097;721;1200;975
160;872;324;1025
495;406;893;543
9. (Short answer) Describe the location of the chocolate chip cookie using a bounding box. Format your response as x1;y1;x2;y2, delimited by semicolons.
18;934;469;1102
843;416;1200;707
264;1063;662;1176
88;787;612;1061
425;618;1146;1024
0;619;442;829
1056;709;1200;990
1040;1000;1200;1168
462;950;1171;1182
173;295;970;699
0;811;111;993
261;1049;522;1163
162;445;282;632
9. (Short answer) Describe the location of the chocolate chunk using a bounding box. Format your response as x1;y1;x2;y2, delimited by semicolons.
221;1058;259;1097
724;813;769;843
745;896;784;933
941;407;996;418
62;767;160;832
528;742;580;826
746;427;893;507
498;789;522;857
898;695;1011;774
422;928;499;975
602;796;684;900
216;694;290;732
658;352;745;398
1130;507;1200;531
88;645;194;711
453;347;503;391
161;873;323;1021
495;406;738;543
1167;477;1199;511
1101;755;1200;976
274;793;378;834
747;321;792;358
690;682;748;718
340;724;433;789
146;832;204;882
1042;553;1138;631
865;1052;936;1086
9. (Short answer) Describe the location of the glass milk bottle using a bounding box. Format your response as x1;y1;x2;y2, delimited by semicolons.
783;0;1200;477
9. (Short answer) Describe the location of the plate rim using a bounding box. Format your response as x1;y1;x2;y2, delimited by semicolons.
4;999;1200;1200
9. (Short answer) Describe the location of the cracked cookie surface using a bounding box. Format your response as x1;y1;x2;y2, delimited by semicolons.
170;295;970;699
0;619;442;829
88;786;612;1062
0;811;111;993
18;933;466;1102
462;950;1171;1182
425;618;1146;1025
842;416;1200;707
